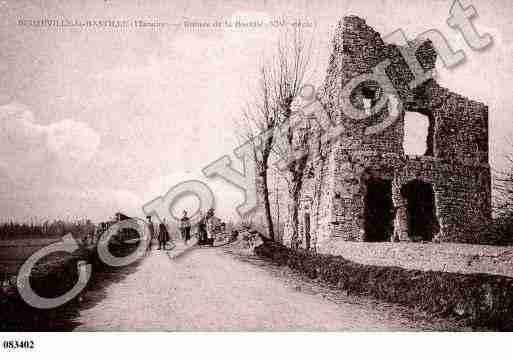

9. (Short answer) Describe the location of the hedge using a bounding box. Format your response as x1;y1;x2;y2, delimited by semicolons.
255;241;513;330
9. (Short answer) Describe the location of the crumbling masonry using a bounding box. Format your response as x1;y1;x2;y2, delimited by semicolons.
276;16;491;252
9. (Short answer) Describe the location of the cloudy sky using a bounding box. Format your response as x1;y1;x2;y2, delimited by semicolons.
0;0;511;222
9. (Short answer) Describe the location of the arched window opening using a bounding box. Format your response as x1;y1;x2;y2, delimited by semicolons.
350;82;381;116
361;85;378;116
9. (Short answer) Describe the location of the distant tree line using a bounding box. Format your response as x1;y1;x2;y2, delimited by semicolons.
0;219;95;240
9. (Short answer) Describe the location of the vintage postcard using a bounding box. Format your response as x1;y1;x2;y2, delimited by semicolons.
0;0;512;356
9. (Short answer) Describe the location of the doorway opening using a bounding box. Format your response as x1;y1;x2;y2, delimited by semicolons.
401;179;439;242
364;178;394;242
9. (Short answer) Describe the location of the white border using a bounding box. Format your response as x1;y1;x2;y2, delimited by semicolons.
0;332;510;359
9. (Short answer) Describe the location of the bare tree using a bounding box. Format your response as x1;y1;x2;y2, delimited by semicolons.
271;28;314;248
236;65;280;240
237;27;313;244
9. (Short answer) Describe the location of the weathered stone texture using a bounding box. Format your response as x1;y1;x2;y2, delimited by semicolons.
274;16;491;253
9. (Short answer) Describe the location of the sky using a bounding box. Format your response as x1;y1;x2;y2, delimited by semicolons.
0;0;512;222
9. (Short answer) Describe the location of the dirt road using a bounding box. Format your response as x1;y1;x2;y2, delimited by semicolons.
74;243;459;331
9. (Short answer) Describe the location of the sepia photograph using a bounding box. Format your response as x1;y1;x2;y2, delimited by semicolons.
0;0;512;356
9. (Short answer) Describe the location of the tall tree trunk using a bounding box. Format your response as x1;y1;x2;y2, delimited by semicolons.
287;145;309;248
290;162;308;247
282;102;310;248
288;182;301;248
259;171;275;241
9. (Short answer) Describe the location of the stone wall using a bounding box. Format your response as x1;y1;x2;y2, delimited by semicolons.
277;15;491;253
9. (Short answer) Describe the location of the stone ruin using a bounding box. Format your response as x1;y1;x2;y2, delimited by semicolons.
276;16;491;252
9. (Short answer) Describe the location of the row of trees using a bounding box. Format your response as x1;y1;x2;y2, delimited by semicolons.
0;219;95;240
236;28;314;245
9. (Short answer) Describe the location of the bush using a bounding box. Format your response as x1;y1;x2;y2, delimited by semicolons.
481;211;513;245
255;241;513;330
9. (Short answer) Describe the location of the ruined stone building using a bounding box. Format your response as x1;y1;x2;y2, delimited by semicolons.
276;16;491;253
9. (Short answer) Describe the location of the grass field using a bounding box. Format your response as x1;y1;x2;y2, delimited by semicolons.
0;237;65;277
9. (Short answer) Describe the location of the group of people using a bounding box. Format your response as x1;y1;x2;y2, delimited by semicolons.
146;217;172;250
146;209;217;250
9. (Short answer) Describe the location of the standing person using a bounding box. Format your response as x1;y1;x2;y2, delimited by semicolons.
197;211;208;245
158;219;170;250
180;211;191;245
205;208;215;246
94;223;103;243
146;216;155;251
